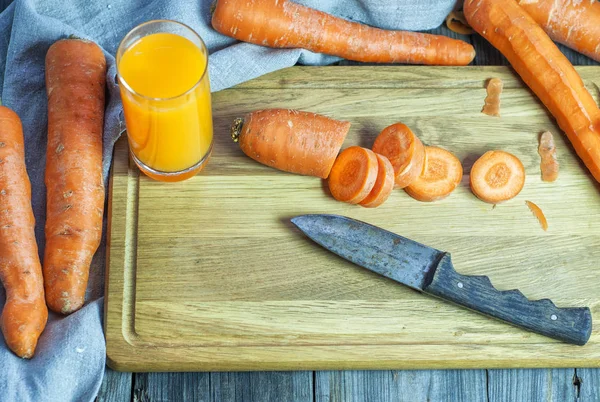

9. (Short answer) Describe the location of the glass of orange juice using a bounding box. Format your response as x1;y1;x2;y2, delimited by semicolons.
116;20;213;182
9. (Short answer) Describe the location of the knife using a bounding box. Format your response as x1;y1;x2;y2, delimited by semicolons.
291;214;592;345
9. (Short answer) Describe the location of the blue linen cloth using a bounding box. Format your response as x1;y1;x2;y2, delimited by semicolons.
0;1;456;400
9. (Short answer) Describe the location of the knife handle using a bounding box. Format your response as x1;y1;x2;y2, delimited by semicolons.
423;254;592;345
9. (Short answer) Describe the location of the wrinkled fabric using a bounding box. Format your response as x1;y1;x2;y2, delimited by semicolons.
0;0;454;400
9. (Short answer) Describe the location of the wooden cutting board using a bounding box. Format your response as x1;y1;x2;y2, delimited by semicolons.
105;66;600;372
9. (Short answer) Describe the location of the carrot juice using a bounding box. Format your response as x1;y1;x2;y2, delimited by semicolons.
117;20;213;182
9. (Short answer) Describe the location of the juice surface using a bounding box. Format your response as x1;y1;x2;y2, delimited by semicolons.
119;32;213;174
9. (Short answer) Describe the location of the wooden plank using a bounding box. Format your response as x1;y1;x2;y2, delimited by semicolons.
315;370;487;402
96;368;132;402
487;369;576;402
576;368;600;401
105;66;600;372
211;372;313;402
133;372;210;402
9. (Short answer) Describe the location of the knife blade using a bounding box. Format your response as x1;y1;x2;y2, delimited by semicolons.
291;214;592;345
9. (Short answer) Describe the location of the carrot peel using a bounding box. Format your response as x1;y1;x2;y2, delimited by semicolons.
539;131;559;182
482;78;503;117
526;200;548;231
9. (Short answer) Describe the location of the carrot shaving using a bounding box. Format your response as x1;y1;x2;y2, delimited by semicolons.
538;131;559;182
526;200;548;231
482;78;503;117
446;11;474;35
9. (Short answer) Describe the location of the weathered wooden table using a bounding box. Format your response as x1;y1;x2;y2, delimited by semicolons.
96;25;600;401
2;0;596;397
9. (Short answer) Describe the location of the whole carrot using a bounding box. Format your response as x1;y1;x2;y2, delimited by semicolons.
518;0;600;62
465;0;600;183
44;39;106;315
212;0;476;65
0;106;48;358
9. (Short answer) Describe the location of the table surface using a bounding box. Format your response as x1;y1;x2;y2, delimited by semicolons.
1;0;599;400
96;28;600;402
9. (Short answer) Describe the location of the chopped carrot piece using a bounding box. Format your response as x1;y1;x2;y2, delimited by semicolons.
482;78;503;117
360;154;395;208
328;146;379;204
526;200;548;231
405;146;463;202
539;131;559;182
446;11;474;35
372;123;425;188
470;150;525;203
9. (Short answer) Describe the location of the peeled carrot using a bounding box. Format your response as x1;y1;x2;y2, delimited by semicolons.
0;106;48;358
526;200;548;231
518;0;600;62
470;151;525;204
232;109;350;179
359;154;395;208
212;0;476;66
405;146;463;202
371;123;425;188
482;78;503;117
539;131;559;182
328;146;378;204
464;0;600;183
44;39;106;315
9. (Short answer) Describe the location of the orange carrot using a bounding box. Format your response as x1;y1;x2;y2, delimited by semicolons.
232;109;350;179
359;154;395;208
44;39;106;315
539;131;559;182
446;11;474;35
518;0;600;62
482;78;503;117
212;0;476;65
0;106;48;358
371;123;425;188
470;151;525;204
328;146;378;204
526;200;548;231
405;146;463;202
464;0;600;183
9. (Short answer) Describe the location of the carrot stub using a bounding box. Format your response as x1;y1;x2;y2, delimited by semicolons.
539;131;559;182
328;146;378;204
482;78;503;117
464;0;600;183
518;0;600;63
405;146;463;202
371;123;425;188
446;11;474;35
0;106;48;358
232;109;350;179
44;39;106;315
212;0;476;66
359;154;395;208
470;151;525;204
526;200;548;231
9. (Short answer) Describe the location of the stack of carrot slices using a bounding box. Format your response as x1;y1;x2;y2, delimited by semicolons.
328;146;395;208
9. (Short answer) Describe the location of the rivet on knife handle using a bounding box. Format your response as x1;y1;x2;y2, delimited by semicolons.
423;253;592;345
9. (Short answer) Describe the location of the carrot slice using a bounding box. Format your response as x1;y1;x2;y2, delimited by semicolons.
405;146;463;202
526;200;548;231
328;146;378;204
360;154;395;208
446;11;474;35
470;151;525;203
539;131;559;182
482;78;503;117
372;123;425;188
